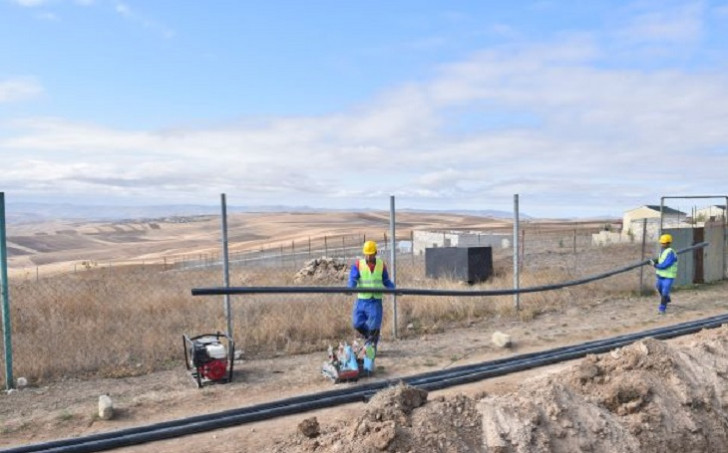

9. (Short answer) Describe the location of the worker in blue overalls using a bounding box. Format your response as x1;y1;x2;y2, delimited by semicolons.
650;233;678;315
347;240;395;375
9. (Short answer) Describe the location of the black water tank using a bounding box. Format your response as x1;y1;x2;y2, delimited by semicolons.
425;246;493;284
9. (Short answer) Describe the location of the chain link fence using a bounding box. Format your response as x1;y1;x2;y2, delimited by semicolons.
1;217;725;388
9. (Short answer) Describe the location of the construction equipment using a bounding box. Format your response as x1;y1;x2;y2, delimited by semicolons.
322;341;365;383
183;332;235;388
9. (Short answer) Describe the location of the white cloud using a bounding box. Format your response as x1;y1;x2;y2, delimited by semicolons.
113;1;175;39
3;4;728;216
4;35;728;214
616;1;704;43
0;78;43;103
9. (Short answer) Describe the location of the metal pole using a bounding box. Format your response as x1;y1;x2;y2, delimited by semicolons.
513;194;520;311
410;230;414;267
640;219;647;294
220;194;232;338
1;193;14;390
659;197;665;258
389;196;397;339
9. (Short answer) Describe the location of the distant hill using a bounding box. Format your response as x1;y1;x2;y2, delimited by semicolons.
400;208;530;220
4;202;529;224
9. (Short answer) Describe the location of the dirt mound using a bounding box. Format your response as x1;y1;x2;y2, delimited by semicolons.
293;257;349;283
276;325;728;452
481;326;728;452
274;383;482;452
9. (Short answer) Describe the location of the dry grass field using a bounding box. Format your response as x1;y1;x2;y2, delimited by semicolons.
3;211;638;385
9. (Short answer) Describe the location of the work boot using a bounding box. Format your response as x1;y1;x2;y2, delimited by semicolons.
658;304;667;315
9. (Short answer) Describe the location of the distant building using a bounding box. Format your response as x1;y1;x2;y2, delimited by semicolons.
593;205;690;246
412;230;512;256
695;205;726;223
396;240;412;254
622;205;688;240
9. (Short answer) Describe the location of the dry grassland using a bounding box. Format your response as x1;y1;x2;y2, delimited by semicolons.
2;211;633;385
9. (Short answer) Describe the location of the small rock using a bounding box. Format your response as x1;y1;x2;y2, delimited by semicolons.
298;417;320;438
16;377;28;389
98;394;114;420
492;331;512;348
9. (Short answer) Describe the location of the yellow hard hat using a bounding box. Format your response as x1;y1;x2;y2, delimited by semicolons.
362;240;377;255
659;234;672;244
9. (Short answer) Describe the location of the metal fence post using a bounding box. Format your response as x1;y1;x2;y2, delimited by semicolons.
389;195;397;340
410;230;414;266
640;218;647;294
513;194;520;311
1;192;14;390
220;194;232;338
724;196;727;279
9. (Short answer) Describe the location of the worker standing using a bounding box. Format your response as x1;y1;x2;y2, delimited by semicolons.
347;240;395;375
650;233;678;315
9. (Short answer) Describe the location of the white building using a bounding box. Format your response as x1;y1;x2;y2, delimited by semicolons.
622;205;688;241
593;204;690;246
695;205;726;223
412;230;512;256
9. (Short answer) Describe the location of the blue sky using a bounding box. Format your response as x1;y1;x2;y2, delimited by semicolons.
1;0;727;218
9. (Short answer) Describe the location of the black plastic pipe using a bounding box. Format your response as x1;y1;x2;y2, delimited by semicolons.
191;242;708;297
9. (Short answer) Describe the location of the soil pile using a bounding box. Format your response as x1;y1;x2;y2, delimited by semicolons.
275;383;482;452
293;257;349;283
275;325;728;452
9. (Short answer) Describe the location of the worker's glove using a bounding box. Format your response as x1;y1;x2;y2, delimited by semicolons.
648;259;656;266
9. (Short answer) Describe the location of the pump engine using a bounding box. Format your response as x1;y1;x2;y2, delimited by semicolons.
183;332;235;388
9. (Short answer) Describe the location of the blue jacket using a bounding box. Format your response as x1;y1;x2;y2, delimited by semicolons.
347;260;395;298
655;248;677;271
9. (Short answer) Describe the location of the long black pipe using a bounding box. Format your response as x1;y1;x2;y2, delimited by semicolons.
191;242;708;297
5;312;728;453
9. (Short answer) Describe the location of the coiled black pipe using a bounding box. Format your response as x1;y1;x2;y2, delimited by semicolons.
5;312;728;453
191;242;708;297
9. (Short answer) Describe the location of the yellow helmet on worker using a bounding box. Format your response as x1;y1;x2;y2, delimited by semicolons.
362;240;378;255
659;234;672;244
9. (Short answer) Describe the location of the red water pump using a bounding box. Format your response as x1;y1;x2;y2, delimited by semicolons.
183;332;235;388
